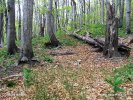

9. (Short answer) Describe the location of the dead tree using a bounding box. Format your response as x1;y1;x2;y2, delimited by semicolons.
103;2;120;58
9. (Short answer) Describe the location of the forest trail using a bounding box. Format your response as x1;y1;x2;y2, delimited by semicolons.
46;43;133;99
0;42;133;100
49;44;129;70
0;0;133;99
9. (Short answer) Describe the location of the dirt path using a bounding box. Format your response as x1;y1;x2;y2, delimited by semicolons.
48;44;132;99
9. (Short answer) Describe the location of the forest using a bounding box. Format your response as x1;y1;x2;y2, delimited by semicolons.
0;0;133;99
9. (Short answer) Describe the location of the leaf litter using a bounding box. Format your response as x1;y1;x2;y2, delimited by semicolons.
0;40;133;100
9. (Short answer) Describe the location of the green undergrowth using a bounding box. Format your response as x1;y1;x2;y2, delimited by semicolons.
56;30;78;46
32;30;79;48
0;48;19;67
114;63;133;83
105;63;133;95
23;68;33;87
0;30;80;67
33;31;80;63
71;24;105;38
72;23;133;38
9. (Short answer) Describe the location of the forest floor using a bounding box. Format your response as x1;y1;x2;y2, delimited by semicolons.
0;35;133;100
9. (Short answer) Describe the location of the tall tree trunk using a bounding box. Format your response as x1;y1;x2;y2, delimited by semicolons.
93;0;96;24
111;0;115;13
100;0;104;24
115;0;119;15
126;0;131;34
0;0;5;48
65;0;69;26
47;0;60;46
62;0;65;27
18;0;21;40
119;0;125;27
5;0;8;38
55;0;60;30
104;2;120;58
20;0;34;62
39;14;45;37
83;0;85;25
7;0;18;54
88;0;90;23
71;0;77;28
0;12;4;48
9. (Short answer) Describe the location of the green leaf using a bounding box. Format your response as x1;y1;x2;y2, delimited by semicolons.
114;86;124;93
114;75;123;86
23;68;32;81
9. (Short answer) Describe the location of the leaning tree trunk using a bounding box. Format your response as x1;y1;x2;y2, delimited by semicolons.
104;2;120;58
7;0;18;54
20;0;34;62
47;0;60;46
126;0;131;34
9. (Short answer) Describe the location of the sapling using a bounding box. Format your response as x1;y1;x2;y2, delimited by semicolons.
105;74;124;99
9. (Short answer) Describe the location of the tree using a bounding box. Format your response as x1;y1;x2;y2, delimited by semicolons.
0;12;4;48
20;0;34;62
0;0;5;48
104;2;120;58
100;0;104;24
126;0;131;34
7;0;18;54
119;0;125;27
71;0;77;28
39;14;45;37
47;0;60;46
18;0;21;39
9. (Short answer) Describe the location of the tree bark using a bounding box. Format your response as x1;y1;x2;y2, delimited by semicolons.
18;0;21;40
71;32;130;57
20;0;34;62
47;0;60;46
0;0;4;48
71;0;77;28
100;0;104;24
104;2;120;58
126;0;131;34
119;0;125;28
7;0;18;54
0;12;4;48
39;14;45;37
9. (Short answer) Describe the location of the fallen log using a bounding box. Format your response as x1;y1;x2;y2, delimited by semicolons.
70;33;103;48
70;33;131;57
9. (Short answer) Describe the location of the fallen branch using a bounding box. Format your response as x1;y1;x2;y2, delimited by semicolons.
50;51;75;56
0;73;22;82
